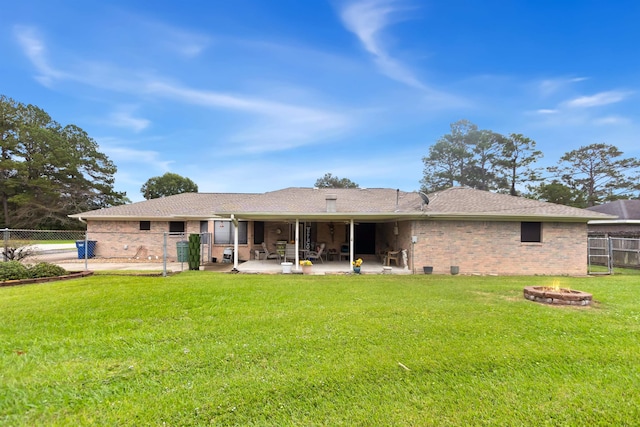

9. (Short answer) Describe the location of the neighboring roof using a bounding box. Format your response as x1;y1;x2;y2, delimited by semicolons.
586;200;640;225
69;187;614;222
586;200;640;219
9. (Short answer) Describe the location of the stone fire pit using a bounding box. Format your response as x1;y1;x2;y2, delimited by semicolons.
523;286;592;306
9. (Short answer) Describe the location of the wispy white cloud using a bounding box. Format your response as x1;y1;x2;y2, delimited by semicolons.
338;0;467;109
339;0;424;89
529;104;632;131
13;22;209;94
107;107;151;132
13;24;135;91
13;25;66;86
144;81;352;152
532;87;633;129
13;26;354;151
135;18;211;58
98;139;173;170
563;90;632;108
538;77;587;97
593;115;630;125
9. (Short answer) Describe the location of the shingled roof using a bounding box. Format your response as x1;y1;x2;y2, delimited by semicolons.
586;200;640;220
69;187;613;222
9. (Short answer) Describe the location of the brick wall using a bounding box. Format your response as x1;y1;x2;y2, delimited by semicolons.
87;220;198;260
86;218;588;274
88;219;258;262
411;220;587;275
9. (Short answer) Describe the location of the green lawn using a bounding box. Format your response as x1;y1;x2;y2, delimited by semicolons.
1;272;639;426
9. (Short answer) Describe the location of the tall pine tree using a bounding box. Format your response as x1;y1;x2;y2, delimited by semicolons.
0;95;129;229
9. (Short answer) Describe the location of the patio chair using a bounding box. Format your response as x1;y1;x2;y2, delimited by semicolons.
386;249;401;266
307;243;325;263
285;243;297;262
254;244;266;260
262;242;281;262
339;244;349;261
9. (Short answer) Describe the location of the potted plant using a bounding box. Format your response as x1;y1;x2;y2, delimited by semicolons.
281;261;293;274
352;258;363;274
300;259;313;275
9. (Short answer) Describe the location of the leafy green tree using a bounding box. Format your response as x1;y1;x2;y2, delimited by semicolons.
314;173;359;189
548;143;640;206
496;133;543;196
0;95;128;229
0;96;22;225
421;120;541;194
465;130;506;191
526;180;586;208
141;172;198;199
421;120;477;191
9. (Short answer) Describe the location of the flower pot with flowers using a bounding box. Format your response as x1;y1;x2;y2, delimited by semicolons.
300;259;313;275
352;258;363;274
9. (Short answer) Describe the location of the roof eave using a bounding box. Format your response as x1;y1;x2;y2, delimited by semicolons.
588;219;640;225
72;211;610;222
415;213;610;222
214;212;419;221
69;214;223;221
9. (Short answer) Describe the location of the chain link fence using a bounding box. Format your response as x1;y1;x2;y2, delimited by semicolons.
588;236;640;274
2;228;85;260
2;228;213;276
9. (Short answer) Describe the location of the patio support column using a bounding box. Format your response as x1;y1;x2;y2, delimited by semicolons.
349;219;354;271
231;214;239;269
294;218;300;270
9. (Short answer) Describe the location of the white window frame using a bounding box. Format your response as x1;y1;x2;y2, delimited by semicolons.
214;220;248;244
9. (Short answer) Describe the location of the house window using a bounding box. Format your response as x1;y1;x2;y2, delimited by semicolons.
214;220;248;244
169;221;185;233
140;221;151;231
254;221;265;244
521;222;542;242
200;221;210;244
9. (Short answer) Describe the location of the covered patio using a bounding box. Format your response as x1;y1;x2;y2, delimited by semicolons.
222;257;412;275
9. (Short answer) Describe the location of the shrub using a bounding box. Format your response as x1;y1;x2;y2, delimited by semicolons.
0;261;30;281
28;263;67;279
2;246;34;261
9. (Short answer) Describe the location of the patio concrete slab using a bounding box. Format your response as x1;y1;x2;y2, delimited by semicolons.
24;250;413;274
231;260;412;275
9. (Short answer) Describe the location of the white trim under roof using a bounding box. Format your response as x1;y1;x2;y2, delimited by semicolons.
588;219;640;225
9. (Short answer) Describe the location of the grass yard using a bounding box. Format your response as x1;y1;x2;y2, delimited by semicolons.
1;272;639;426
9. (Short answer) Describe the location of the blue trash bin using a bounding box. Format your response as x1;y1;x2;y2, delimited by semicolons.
76;240;97;259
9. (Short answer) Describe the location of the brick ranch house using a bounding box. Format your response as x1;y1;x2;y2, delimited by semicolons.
69;186;613;275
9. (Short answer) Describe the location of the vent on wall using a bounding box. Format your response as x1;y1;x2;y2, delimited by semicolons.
326;194;337;213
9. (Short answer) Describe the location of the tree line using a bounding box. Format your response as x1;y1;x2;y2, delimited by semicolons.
420;119;640;207
0;95;129;229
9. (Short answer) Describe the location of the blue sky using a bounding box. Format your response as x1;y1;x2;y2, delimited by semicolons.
3;0;639;202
